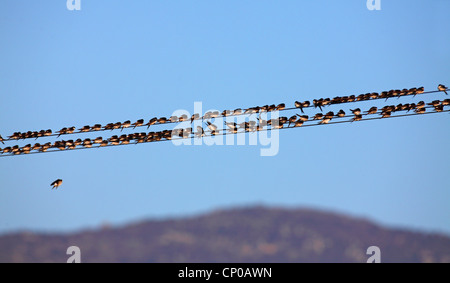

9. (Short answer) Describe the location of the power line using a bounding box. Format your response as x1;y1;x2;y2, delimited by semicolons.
2;87;447;143
1;108;448;158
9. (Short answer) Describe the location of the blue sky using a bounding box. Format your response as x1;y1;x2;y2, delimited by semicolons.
0;0;449;236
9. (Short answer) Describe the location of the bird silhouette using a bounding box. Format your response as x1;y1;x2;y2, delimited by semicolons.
438;84;448;95
51;179;63;190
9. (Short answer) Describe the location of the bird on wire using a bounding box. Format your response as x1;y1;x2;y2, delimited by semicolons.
438;84;448;95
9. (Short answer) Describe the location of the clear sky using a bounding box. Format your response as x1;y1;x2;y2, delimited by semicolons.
0;0;449;236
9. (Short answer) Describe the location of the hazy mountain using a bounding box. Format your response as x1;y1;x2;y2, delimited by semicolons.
1;206;449;263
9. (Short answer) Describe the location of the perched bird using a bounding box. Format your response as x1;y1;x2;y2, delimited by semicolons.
427;100;441;107
112;122;122;130
104;123;114;130
288;115;297;127
276;103;286;111
179;114;188;122
294;120;304;127
157;117;167;124
336;110;346;118
442;99;450;106
57;128;67;137
0;135;4;144
324;111;334;119
294;101;302;109
416;101;425;109
195;126;205;138
79;125;91;132
170;116;178;123
121;121;131;131
92;124;102;131
146;118;158;129
191;113;200;122
132;119;144;128
434;104;444;112
224;122;238;131
365;107;378;115
350;108;361;115
381;111;391;118
93;137;103;144
352;114;363;122
51;179;63;190
296;114;309;122
319;117;332;125
438;84;448;95
313;113;324;120
205;121;218;132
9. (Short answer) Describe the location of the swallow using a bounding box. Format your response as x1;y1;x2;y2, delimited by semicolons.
336;110;346;118
74;139;83;146
319;117;332;124
146;118;158;129
112;122;122;130
296;114;309;122
324;111;334;119
104;123;114;130
365;107;377;115
205;121;217;132
313;113;323;120
352;114;363;122
416;101;425;109
288;115;297;127
91;124;102;131
2;147;12;153
191;113;200;122
93;137;103;144
294;120;304;127
40;144;50;152
427;100;441;107
32;143;41;151
442;99;450;106
132;119;144;128
79;125;91;132
300;101;311;113
381;111;391;118
350;108;361;115
313;99;323;111
0;135;4;144
434;104;444;112
57;128;67;137
224;122;238;131
100;140;109;147
158;117;167;124
170;116;178;123
121;121;131;131
195;126;205;138
82;139;92;148
51;179;63;190
233;108;243;115
257;117;268;127
179;114;188;122
294;101;302;109
417;87;425;94
44;130;52;136
276;103;286;111
438;84;448;95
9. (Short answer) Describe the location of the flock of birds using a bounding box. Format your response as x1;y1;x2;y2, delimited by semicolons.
0;84;448;158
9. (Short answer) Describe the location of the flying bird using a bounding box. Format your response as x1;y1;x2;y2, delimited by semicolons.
438;84;448;95
51;179;63;190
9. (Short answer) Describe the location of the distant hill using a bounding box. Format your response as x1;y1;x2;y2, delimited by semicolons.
1;206;449;262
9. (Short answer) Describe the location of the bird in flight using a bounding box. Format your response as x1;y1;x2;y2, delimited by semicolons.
51;179;63;190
